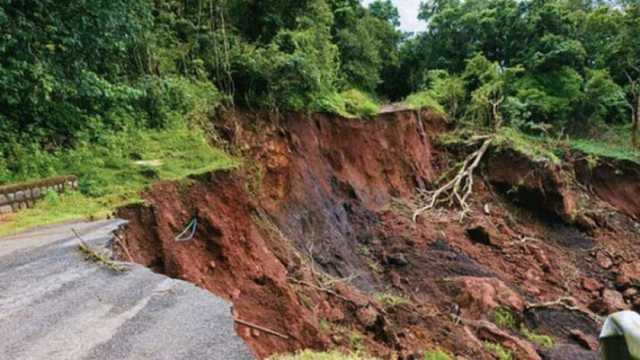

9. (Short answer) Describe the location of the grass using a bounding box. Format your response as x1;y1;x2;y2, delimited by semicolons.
491;308;554;349
483;341;513;360
269;350;376;360
424;349;453;360
0;123;238;236
494;127;562;164
520;326;554;348
373;292;409;307
565;124;640;163
492;308;517;330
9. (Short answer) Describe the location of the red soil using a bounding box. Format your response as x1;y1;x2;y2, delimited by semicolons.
117;109;640;359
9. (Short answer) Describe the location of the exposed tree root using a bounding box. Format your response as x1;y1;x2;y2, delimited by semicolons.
525;297;602;324
413;137;493;222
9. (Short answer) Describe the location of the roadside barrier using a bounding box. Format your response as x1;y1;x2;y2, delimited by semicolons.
0;176;78;214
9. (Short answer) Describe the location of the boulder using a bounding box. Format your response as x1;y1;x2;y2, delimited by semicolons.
476;321;541;360
452;277;524;317
616;262;640;288
581;277;603;293
569;329;598;351
589;289;629;314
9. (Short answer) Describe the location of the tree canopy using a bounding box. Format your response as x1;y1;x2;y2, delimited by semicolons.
1;0;640;170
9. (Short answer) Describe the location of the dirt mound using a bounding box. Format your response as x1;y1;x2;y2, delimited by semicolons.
116;109;640;358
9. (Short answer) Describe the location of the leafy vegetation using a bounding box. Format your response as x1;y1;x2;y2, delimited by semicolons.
483;341;513;360
269;350;376;360
2;0;640;230
423;349;453;360
520;326;554;349
0;124;237;236
373;292;409;307
491;308;518;330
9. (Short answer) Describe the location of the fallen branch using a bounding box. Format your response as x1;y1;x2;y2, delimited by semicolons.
525;297;602;324
413;138;493;222
73;228;128;272
234;318;290;340
289;277;354;304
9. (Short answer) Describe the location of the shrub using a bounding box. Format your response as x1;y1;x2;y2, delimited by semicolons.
314;90;380;118
403;91;445;114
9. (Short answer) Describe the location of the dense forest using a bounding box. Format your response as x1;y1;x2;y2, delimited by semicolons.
1;0;639;181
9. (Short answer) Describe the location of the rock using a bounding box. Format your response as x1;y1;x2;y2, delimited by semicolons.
476;321;542;360
209;261;217;269
355;306;378;327
581;277;603;293
616;262;640;288
387;253;409;266
596;251;613;269
452;277;525;317
623;287;638;298
538;344;598;360
589;289;629;314
569;329;598;351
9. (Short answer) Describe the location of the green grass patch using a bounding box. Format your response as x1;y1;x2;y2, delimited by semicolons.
403;91;445;114
0;124;238;236
492;308;518;330
483;341;513;360
494;127;562;164
373;292;409;307
520;326;554;348
315;89;380;118
567;124;640;163
269;350;376;360
424;349;453;360
570;138;640;163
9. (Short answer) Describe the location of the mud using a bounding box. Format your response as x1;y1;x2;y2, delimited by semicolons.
117;109;640;359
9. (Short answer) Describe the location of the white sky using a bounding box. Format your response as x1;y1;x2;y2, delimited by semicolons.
361;0;426;33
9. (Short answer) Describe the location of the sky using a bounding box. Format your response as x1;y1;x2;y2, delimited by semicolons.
361;0;426;33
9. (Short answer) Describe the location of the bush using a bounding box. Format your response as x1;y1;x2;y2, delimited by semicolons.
314;90;380;118
403;91;445;114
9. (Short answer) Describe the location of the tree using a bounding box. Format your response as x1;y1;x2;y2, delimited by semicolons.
368;0;400;27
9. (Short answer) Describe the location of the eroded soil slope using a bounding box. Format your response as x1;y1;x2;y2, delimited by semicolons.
117;110;640;359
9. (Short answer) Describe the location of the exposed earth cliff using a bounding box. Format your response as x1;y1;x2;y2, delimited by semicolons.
117;110;640;359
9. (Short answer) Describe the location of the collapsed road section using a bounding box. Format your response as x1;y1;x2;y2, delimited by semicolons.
0;219;253;360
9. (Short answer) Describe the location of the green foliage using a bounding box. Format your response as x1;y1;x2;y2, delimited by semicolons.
492;308;517;330
269;350;376;360
424;350;453;360
315;90;380;118
373;292;409;307
520;326;554;348
0;124;237;236
494;127;562;164
483;342;513;360
404;92;445;114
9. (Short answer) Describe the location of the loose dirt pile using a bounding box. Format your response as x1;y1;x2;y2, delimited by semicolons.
117;109;640;359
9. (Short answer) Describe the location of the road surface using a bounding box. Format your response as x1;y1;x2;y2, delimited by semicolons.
0;219;254;360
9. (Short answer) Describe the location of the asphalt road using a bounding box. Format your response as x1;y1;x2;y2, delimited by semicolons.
0;219;254;360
